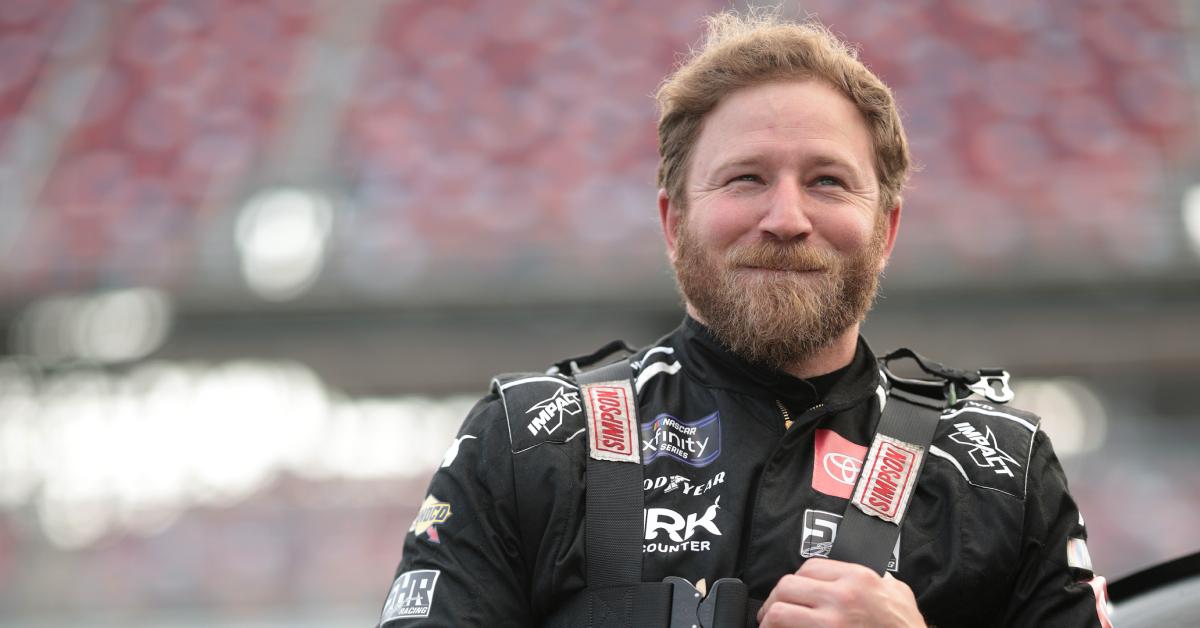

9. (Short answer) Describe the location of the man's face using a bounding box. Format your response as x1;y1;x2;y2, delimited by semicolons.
660;80;900;371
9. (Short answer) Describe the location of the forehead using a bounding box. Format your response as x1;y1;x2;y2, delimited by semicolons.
689;79;876;178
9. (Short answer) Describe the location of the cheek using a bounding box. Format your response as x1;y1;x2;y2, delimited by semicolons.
817;212;878;251
694;202;758;247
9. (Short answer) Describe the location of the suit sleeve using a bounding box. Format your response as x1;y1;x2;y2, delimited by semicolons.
377;394;533;627
1002;429;1113;627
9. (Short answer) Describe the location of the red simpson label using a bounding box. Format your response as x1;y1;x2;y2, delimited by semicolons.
584;382;639;463
852;436;922;523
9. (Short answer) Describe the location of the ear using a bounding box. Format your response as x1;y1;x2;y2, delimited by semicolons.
659;188;684;264
877;201;902;272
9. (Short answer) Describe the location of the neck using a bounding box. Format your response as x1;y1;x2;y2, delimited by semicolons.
781;326;859;379
686;304;860;379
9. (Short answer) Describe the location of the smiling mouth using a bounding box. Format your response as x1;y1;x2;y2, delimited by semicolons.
739;266;824;273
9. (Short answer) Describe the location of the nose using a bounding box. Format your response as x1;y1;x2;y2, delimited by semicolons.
757;178;813;242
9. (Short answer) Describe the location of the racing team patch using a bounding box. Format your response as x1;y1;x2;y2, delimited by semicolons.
381;569;440;622
851;434;923;524
583;381;640;463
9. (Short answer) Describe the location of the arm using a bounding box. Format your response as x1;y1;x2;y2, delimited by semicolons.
1001;429;1113;627
378;394;533;627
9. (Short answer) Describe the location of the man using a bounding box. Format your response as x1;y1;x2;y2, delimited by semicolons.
378;11;1112;627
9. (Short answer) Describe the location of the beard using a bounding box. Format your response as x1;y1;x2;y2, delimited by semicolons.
672;217;888;372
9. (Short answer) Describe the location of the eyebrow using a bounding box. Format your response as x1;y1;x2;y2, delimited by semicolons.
712;153;858;175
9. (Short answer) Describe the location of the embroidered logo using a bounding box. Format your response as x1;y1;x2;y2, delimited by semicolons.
851;435;923;524
584;381;639;463
381;569;440;621
526;386;581;436
812;429;868;499
948;421;1020;477
644;496;722;553
409;495;452;543
640;411;721;467
644;471;726;497
800;509;898;571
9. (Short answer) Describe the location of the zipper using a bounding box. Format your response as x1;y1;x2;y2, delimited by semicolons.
774;399;791;430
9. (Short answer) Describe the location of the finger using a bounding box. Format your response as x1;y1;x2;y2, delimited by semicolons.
758;601;820;627
797;556;882;582
759;574;847;612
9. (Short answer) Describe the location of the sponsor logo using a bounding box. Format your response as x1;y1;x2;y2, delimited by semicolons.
409;495;452;544
526;386;581;436
584;382;639;463
381;569;440;621
644;496;721;553
851;435;922;524
800;509;898;571
812;429;868;499
641;411;721;467
948;421;1020;477
440;434;477;468
644;471;726;497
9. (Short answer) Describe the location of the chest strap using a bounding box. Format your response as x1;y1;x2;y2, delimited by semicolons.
827;393;942;574
575;358;645;588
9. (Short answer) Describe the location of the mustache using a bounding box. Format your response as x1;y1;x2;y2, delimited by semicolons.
726;243;837;272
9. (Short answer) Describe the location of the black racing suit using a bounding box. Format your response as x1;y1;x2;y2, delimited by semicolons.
379;317;1111;627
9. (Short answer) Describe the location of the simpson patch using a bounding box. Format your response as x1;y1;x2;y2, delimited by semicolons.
930;401;1039;498
492;374;587;453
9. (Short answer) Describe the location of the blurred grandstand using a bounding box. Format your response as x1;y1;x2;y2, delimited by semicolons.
1;0;1199;626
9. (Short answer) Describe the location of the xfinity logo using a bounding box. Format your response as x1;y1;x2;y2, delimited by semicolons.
641;411;721;467
949;422;1019;477
644;497;722;553
526;386;581;436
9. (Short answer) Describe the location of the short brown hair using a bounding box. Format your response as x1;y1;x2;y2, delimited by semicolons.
655;10;911;212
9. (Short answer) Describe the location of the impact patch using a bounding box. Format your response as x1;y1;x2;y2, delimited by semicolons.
932;401;1039;498
851;434;923;524
492;374;586;453
583;380;640;463
641;411;721;467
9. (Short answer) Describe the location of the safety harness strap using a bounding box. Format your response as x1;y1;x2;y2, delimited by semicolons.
827;394;941;574
576;359;644;588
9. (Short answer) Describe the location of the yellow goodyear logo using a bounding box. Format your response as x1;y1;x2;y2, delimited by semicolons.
410;495;452;543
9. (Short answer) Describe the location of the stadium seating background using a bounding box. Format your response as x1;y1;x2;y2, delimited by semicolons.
1;1;1198;626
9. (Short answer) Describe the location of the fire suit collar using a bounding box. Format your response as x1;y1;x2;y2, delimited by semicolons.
675;316;880;410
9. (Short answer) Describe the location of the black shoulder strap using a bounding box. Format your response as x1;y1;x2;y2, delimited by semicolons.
575;358;645;587
827;393;941;575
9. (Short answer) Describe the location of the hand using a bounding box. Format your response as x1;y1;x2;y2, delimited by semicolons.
757;558;925;627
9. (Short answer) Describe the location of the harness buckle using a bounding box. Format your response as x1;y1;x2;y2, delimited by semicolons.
967;369;1014;404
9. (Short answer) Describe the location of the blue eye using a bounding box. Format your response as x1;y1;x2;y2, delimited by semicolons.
728;174;762;184
813;176;843;187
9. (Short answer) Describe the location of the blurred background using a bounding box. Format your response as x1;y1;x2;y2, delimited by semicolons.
1;0;1198;625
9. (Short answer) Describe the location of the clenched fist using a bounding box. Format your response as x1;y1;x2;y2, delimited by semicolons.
757;558;926;627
